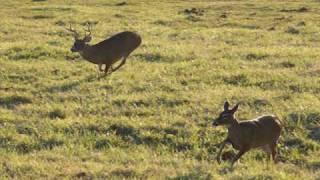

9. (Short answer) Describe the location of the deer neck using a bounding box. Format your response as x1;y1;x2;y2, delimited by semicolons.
227;117;240;130
79;44;99;64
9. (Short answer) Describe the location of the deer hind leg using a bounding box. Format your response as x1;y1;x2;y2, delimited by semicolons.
111;56;128;73
98;64;102;71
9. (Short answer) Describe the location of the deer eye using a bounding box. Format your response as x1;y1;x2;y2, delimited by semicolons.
75;42;84;48
221;114;229;118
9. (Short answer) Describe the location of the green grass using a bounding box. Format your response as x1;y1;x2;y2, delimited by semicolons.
1;0;320;179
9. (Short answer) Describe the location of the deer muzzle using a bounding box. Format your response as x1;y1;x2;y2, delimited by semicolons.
212;121;219;126
70;47;77;52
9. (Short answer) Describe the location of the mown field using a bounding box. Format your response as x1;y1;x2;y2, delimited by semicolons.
0;0;320;179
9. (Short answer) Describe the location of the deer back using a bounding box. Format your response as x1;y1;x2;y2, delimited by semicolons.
85;31;141;65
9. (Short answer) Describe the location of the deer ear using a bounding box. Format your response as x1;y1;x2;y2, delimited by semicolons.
83;36;92;42
231;103;239;113
224;101;229;111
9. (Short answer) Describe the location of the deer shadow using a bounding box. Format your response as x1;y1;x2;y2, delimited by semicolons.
46;74;107;93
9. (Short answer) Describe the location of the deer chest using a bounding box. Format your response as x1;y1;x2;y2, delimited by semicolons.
227;131;243;150
228;138;241;150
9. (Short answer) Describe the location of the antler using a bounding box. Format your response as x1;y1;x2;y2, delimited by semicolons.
84;22;92;38
66;24;79;39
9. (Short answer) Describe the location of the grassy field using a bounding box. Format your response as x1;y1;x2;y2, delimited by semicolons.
1;0;320;179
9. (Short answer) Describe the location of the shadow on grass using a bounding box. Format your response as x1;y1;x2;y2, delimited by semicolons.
170;168;213;180
108;123;194;152
0;95;32;108
46;74;107;93
308;161;320;170
21;15;54;20
9;138;64;154
109;124;142;144
308;126;320;142
110;168;136;178
133;53;163;62
65;122;195;152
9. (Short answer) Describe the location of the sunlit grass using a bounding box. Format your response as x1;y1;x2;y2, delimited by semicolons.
0;0;320;179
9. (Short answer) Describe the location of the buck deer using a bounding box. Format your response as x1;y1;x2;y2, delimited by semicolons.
212;101;282;166
66;24;141;75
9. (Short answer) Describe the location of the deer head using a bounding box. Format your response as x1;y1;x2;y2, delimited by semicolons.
66;23;92;52
212;101;239;126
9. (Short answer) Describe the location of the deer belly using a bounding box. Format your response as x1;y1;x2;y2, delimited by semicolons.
111;57;122;64
101;55;123;65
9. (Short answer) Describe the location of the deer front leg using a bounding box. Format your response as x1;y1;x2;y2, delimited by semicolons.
261;145;272;161
270;142;278;163
216;139;228;163
231;148;248;166
103;64;112;75
98;64;104;72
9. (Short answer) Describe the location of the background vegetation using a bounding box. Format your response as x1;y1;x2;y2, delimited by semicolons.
0;0;320;179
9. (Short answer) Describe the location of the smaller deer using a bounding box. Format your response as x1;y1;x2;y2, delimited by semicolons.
66;23;141;75
212;101;282;166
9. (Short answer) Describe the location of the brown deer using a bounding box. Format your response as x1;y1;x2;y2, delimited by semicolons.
212;101;282;166
66;24;141;75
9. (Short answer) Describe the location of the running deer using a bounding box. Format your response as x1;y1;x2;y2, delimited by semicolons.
66;24;141;75
212;101;282;166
